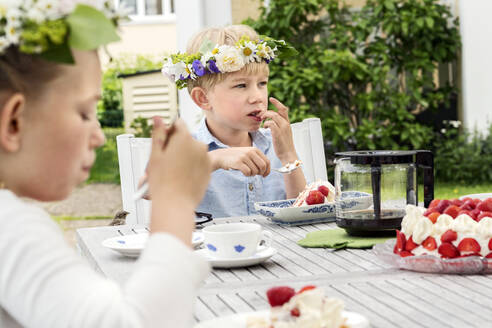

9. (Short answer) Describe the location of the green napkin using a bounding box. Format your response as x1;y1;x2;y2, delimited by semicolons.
297;228;394;249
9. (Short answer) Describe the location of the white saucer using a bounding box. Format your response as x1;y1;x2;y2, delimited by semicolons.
102;232;204;258
194;310;369;328
195;246;277;268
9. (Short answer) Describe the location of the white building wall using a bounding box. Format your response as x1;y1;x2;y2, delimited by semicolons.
175;0;233;132
459;0;492;136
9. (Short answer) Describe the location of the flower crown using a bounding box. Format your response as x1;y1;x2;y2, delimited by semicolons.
162;35;297;89
0;0;129;64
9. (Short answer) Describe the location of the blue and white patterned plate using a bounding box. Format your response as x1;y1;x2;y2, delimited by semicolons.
254;191;372;225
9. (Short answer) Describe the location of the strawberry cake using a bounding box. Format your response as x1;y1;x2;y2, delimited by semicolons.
292;181;335;207
246;285;346;328
394;197;492;259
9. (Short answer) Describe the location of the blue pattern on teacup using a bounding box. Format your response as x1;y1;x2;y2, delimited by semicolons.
234;245;245;253
206;244;217;252
117;240;125;244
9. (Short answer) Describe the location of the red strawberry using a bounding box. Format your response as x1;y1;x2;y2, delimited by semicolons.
422;236;437;251
297;285;316;294
266;286;296;307
400;250;414;257
486;252;492;259
471;209;481;220
441;230;457;243
438;242;460;258
405;236;418;251
458;210;473;220
478;199;492;212
290;308;300;317
460;200;475;211
478;212;492;221
393;243;399;254
429;199;441;208
450;199;463;207
396;230;406;252
444;205;460;219
435;199;452;213
458;253;481;258
317;185;330;197
427;212;440;224
305;190;325;205
457;238;481;254
423;208;438;217
489;238;492;251
472;199;482;207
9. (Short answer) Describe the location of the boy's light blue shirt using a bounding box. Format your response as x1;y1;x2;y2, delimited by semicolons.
192;118;286;218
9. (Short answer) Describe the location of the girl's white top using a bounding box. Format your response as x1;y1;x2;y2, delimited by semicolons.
0;190;210;328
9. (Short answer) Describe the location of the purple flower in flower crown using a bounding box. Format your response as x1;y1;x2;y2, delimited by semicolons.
208;60;221;73
192;59;207;77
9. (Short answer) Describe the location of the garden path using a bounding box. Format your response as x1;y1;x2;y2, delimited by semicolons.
26;183;122;247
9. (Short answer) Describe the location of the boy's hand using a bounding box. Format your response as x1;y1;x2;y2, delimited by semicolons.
209;147;271;177
262;97;298;164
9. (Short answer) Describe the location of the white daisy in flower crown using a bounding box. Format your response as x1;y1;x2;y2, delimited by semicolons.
162;35;297;89
0;0;130;63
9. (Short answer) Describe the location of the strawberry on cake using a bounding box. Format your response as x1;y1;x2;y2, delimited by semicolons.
293;181;335;207
394;197;492;259
246;285;346;328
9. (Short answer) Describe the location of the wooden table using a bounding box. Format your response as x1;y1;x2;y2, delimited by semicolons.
76;216;492;328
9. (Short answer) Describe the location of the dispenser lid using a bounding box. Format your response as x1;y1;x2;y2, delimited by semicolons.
335;150;416;165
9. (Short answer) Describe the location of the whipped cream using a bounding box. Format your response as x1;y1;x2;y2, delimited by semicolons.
247;289;345;328
401;204;492;257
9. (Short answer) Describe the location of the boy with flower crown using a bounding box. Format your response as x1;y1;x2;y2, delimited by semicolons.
162;25;306;218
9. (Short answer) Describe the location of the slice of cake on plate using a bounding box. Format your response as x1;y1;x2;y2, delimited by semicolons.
395;197;492;258
246;285;346;328
292;180;336;207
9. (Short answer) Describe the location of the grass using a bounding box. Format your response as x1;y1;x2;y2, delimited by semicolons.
52;215;112;223
434;182;492;200
87;127;124;184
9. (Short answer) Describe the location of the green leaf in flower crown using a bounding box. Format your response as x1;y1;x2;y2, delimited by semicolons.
66;4;120;51
199;39;215;54
40;40;74;64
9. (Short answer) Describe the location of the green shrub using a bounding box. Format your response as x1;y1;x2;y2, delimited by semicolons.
98;54;164;127
130;117;152;138
245;0;460;156
433;122;492;184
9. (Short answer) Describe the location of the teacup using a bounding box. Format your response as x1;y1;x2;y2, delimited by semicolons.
202;223;272;259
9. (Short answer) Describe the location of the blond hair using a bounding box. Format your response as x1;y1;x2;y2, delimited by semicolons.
186;24;269;92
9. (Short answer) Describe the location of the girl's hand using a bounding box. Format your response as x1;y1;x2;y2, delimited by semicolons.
147;118;211;207
209;147;271;177
262;97;298;164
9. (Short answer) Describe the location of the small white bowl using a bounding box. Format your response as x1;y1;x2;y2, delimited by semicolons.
254;191;372;225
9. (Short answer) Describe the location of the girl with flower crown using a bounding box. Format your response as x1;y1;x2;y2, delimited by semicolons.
162;25;306;218
0;2;211;327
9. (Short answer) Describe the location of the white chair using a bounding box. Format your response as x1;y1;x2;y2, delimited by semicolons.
117;117;328;225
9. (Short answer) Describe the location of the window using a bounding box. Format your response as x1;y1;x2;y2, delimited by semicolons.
116;0;175;23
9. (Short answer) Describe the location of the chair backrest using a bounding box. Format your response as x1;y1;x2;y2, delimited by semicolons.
117;117;327;225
